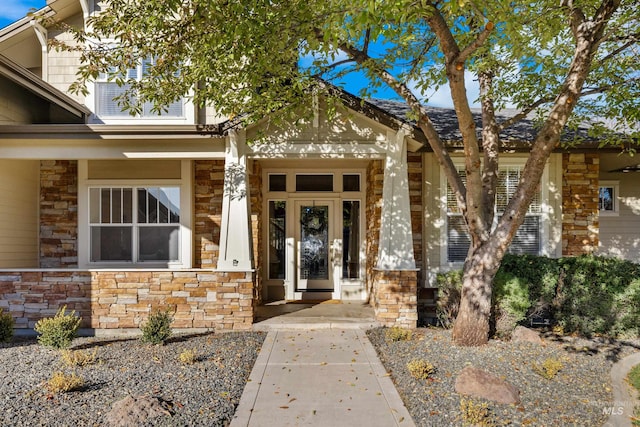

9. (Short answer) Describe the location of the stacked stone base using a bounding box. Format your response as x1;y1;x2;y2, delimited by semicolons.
0;270;255;332
372;269;418;328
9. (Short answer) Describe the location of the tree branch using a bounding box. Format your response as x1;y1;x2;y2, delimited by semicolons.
312;26;467;209
579;75;640;97
497;96;555;131
458;22;494;63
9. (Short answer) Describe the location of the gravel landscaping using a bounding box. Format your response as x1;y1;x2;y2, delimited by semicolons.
367;327;640;427
0;331;265;426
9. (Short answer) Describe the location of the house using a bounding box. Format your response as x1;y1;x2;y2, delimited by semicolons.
0;0;638;333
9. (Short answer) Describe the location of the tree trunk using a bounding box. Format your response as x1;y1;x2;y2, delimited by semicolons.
451;244;502;346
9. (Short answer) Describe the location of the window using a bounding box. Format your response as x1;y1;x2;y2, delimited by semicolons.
446;165;542;262
295;174;333;192
599;181;619;215
95;57;183;118
89;186;180;263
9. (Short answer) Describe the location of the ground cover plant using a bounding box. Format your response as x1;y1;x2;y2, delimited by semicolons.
436;254;640;339
0;331;265;426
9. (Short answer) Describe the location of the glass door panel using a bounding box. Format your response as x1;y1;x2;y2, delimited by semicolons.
295;200;333;291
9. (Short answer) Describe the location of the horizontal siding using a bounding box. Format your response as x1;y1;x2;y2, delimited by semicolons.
0;160;39;268
46;13;85;104
598;153;640;263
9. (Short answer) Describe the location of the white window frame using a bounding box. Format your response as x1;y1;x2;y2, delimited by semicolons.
599;180;619;216
85;57;195;125
440;159;551;267
78;160;192;269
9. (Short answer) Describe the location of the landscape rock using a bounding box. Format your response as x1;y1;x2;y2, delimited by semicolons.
454;366;521;404
104;395;172;426
511;326;544;345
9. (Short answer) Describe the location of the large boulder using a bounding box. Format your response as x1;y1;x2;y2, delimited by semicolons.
511;326;543;345
105;395;171;426
455;366;520;404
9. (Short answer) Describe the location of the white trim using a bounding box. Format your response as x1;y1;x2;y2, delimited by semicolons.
262;165;367;301
77;159;192;269
439;157;551;267
599;180;620;216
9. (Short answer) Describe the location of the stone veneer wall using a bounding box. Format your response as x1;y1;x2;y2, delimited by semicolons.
249;160;262;304
40;160;78;268
0;270;254;331
194;160;224;268
365;160;384;298
562;153;599;256
408;153;423;283
371;270;418;328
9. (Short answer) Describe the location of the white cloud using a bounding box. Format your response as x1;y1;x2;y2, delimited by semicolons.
408;71;480;109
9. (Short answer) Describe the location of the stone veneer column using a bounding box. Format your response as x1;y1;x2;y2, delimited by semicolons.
562;153;599;255
39;160;78;268
372;270;418;328
365;160;384;300
249;160;262;304
194;160;224;268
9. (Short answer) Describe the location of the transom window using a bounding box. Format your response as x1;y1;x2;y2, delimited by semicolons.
446;166;542;262
89;186;180;263
95;57;183;118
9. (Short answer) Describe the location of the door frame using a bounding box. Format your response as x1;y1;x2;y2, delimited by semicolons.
262;165;367;301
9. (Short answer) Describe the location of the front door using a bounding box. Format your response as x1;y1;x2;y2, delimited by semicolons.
294;200;335;292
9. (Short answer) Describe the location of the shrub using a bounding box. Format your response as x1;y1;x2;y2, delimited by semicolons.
140;309;173;345
34;306;81;349
178;348;198;365
436;254;640;339
61;349;98;367
460;398;499;427
47;371;84;393
532;357;563;380
0;308;14;343
384;326;412;342
435;270;463;329
406;359;435;380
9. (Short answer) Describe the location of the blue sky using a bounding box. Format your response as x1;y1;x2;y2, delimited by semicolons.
0;0;45;28
0;0;471;107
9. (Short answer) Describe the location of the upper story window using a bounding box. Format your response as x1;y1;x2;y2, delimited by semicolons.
599;181;619;216
94;57;184;119
446;165;543;263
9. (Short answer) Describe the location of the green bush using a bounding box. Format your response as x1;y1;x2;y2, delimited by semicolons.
140;309;173;345
34;306;81;349
406;359;435;380
628;364;640;392
0;308;14;343
492;271;531;338
436;254;640;339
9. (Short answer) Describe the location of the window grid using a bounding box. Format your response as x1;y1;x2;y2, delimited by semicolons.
89;186;180;263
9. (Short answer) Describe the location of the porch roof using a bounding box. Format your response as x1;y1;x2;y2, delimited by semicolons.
0;54;90;122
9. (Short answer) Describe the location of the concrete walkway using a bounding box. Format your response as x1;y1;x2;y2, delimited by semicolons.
605;351;640;427
230;329;416;427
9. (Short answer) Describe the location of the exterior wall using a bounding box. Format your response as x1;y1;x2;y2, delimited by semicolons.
194;160;224;268
0;78;38;124
562;153;599;256
0;160;39;268
408;153;423;283
372;270;418;328
47;13;84;104
597;153;640;262
0;270;254;331
249;160;263;304
40;160;78;268
365;159;384;297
